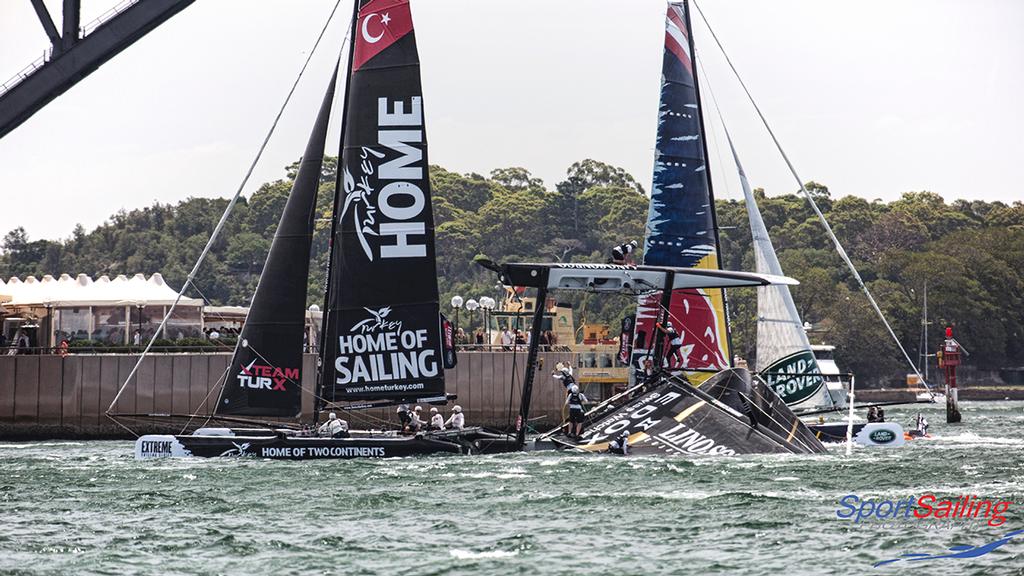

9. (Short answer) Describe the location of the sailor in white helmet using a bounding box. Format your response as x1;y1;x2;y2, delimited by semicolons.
552;362;576;392
428;407;444;430
564;384;588;439
610;240;639;265
445;405;465;430
317;412;349;439
408;405;425;433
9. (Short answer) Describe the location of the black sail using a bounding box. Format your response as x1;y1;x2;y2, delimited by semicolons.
217;68;338;417
320;0;444;402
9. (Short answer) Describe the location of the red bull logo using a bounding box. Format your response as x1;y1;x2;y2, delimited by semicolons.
634;289;728;370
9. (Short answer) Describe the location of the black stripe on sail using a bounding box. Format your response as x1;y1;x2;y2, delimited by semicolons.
217;67;339;417
321;13;445;403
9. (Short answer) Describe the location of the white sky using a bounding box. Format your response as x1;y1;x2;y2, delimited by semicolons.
0;0;1021;241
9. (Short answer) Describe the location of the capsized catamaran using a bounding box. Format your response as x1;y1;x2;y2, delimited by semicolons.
527;0;827;456
122;0;518;459
477;261;826;455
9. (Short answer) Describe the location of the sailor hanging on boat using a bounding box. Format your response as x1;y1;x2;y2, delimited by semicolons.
552;362;576;392
445;405;465;430
913;413;929;437
565;384;588;439
610;240;639;265
317;412;350;439
655;321;685;367
608;430;630;455
428;407;444;430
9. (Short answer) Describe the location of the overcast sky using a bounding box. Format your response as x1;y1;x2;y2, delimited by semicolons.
1;0;1021;241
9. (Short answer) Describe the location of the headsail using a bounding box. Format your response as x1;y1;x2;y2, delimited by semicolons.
320;0;445;403
729;134;834;412
217;67;338;417
633;0;730;379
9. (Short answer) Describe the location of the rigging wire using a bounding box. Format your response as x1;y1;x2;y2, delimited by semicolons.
107;0;348;422
691;0;930;390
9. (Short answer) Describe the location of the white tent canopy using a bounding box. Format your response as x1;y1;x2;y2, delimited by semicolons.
0;273;202;307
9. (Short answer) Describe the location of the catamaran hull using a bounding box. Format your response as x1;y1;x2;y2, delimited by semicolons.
547;369;827;456
136;428;519;460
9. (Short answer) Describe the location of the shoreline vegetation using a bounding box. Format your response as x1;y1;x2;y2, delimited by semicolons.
2;158;1022;383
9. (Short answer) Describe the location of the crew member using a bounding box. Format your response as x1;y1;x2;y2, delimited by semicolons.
610;240;639;265
656;321;685;367
915;413;929;436
428;407;444;430
552;362;576;392
866;406;879;423
397;404;412;431
318;412;349;438
876;407;886;422
608;430;629;455
408;405;425;433
565;384;588;438
445;405;465;430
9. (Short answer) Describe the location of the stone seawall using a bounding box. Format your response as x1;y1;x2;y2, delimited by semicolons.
0;351;576;439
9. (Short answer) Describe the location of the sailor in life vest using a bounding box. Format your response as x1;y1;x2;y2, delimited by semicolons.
610;240;638;265
397;404;412;431
552;362;576;392
565;384;588;438
428;407;444;430
408;405;426;433
608;430;629;455
445;405;465;430
656;321;685;367
318;412;349;439
914;413;929;436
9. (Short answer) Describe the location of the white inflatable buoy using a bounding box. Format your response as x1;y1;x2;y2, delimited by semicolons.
853;422;906;447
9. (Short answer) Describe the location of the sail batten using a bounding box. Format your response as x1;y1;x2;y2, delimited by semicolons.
320;0;445;403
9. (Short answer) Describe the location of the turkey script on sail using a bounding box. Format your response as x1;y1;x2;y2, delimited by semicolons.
321;0;445;402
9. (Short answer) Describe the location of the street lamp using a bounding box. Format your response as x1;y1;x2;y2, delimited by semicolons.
465;298;479;342
479;296;496;346
450;295;464;340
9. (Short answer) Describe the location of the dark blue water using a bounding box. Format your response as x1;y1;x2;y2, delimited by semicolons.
2;401;1023;575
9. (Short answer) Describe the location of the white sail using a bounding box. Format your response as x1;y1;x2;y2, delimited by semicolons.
727;136;835;412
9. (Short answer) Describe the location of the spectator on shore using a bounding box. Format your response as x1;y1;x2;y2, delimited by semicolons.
133;330;141;346
474;329;485;349
500;327;514;351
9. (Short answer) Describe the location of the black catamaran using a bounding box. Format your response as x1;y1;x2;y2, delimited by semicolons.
128;0;517;459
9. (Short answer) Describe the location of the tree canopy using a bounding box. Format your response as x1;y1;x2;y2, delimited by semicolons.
3;157;1021;384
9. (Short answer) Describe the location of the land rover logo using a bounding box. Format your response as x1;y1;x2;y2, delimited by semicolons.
764;350;825;405
869;429;896;444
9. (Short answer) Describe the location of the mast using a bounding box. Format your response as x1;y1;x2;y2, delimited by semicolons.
516;286;548;448
681;0;734;365
316;0;361;422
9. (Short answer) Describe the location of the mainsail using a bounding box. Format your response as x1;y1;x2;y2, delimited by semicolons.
729;135;834;412
320;0;445;402
633;0;730;379
217;67;338;417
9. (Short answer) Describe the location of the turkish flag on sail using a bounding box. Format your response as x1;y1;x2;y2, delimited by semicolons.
352;0;415;71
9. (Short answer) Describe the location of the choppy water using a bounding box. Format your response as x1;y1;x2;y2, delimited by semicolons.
3;402;1024;575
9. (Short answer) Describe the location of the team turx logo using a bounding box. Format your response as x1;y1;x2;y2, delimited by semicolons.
236;359;298;391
